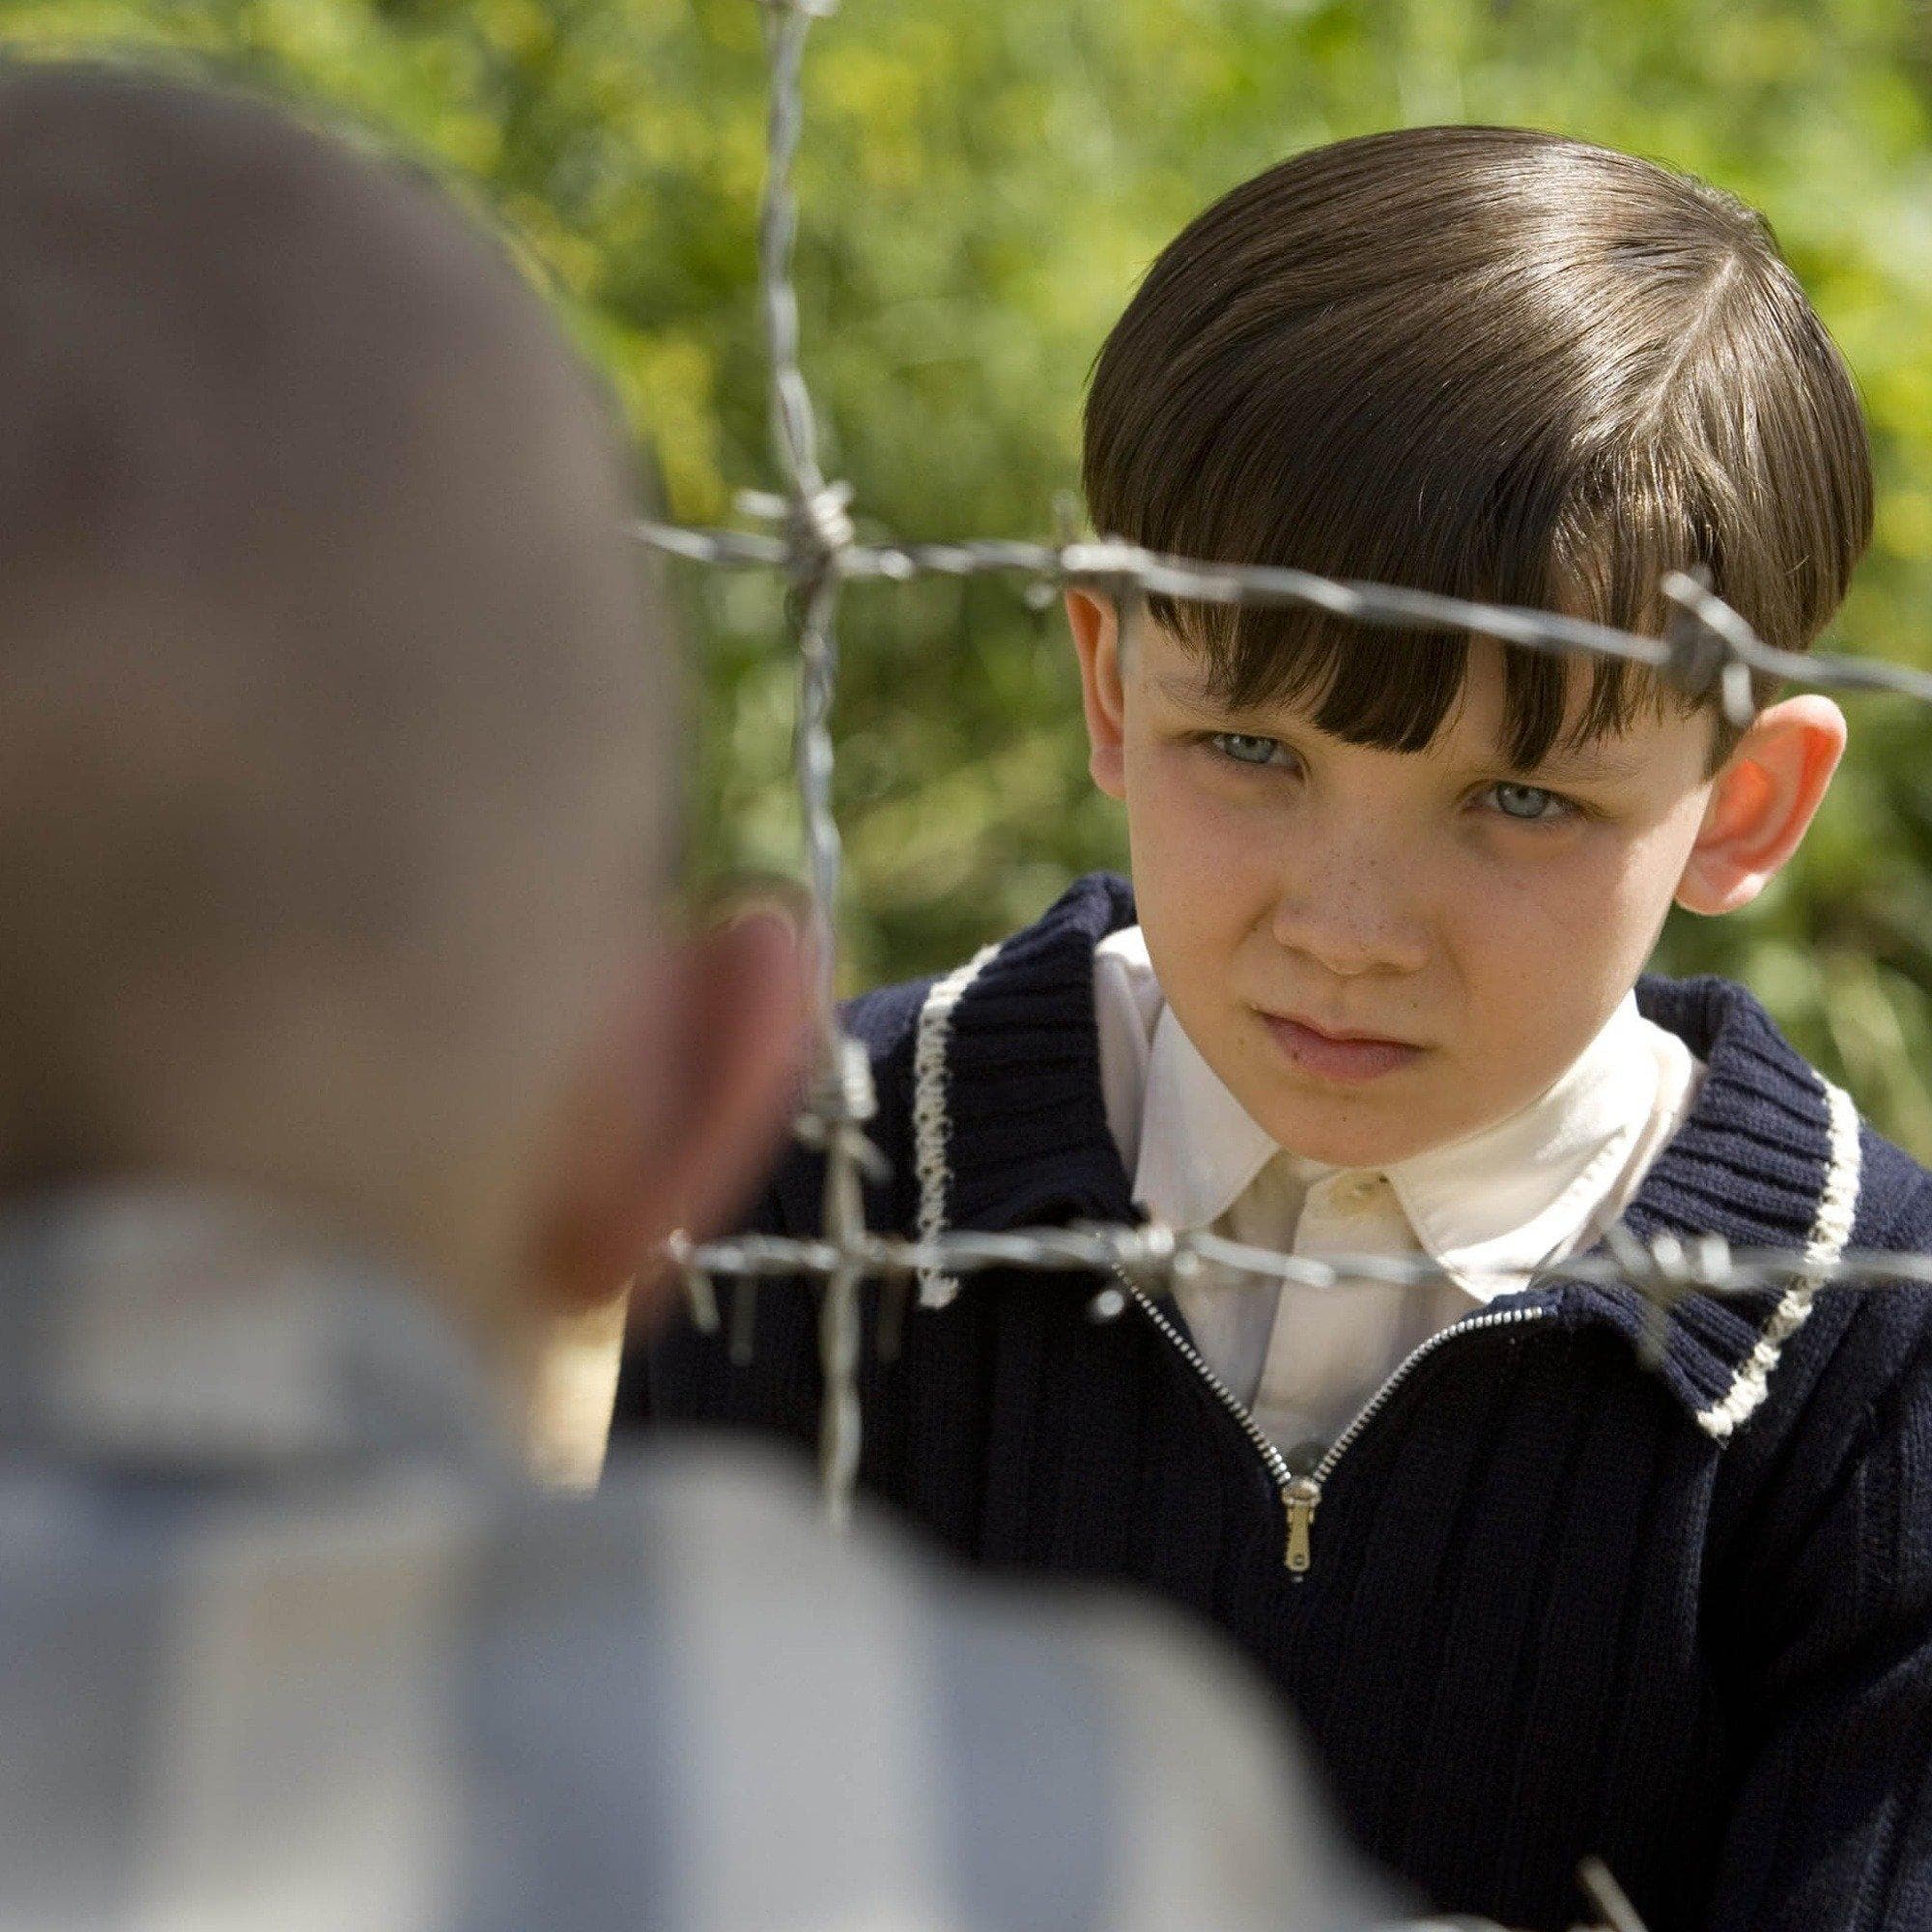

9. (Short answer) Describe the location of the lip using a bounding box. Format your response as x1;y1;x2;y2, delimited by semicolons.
1259;1010;1423;1084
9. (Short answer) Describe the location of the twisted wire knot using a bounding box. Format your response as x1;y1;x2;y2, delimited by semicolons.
664;1228;721;1336
1661;568;1726;700
793;1035;889;1182
1603;1225;1733;1365
738;480;858;576
1661;569;1759;726
1115;1219;1179;1280
1074;1220;1182;1321
816;1032;876;1124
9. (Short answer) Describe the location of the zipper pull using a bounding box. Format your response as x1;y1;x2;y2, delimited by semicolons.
1283;1476;1321;1577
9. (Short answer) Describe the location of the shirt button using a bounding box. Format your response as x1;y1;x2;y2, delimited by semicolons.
1335;1172;1385;1208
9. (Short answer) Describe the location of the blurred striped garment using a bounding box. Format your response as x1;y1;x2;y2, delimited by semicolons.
0;1190;1395;1932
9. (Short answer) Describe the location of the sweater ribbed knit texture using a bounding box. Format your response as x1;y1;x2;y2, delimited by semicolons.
621;873;1932;1932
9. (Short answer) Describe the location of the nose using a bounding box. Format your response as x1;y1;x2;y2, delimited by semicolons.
1267;828;1431;979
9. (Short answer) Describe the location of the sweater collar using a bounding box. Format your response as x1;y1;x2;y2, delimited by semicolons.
920;871;1861;1439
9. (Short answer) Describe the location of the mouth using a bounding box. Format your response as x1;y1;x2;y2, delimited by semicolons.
1257;1010;1424;1085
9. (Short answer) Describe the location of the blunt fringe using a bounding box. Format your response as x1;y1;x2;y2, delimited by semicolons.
1082;126;1873;771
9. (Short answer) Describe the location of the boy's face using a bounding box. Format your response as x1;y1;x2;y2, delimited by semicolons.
1082;610;1757;1170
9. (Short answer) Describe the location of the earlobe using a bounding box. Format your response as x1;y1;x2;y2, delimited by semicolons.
1065;588;1128;800
1675;696;1846;915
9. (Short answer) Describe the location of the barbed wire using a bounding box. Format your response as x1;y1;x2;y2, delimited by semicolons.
673;1223;1932;1305
639;520;1932;723
659;0;1932;1572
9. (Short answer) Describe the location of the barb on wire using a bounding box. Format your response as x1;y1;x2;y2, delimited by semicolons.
668;1229;720;1337
1577;1857;1651;1932
1600;1225;1734;1365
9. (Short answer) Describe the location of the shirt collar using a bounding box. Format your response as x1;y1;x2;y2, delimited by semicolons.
1132;989;1661;1293
0;1186;504;1478
1385;992;1659;1292
1133;1005;1311;1233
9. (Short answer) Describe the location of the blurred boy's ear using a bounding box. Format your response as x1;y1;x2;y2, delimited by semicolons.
529;907;811;1327
1066;589;1128;800
515;907;810;1487
1675;695;1847;915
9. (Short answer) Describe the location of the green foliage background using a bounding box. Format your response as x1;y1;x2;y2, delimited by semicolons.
10;0;1932;1155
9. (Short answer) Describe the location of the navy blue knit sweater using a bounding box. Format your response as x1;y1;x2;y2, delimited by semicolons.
619;873;1932;1931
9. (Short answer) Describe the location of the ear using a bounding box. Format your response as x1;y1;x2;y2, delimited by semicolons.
528;907;811;1329
1675;696;1846;915
1065;587;1128;800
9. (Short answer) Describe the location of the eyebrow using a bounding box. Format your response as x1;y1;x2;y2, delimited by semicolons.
1151;668;1229;714
1513;744;1648;783
1151;668;1650;783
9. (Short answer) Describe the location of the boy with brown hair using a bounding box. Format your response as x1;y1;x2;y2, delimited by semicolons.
629;128;1932;1929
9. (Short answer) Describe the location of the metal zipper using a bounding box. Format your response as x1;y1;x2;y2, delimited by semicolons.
1117;1265;1547;1578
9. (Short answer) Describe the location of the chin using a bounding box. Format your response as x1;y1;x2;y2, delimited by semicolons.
1252;1096;1434;1171
1280;1129;1411;1169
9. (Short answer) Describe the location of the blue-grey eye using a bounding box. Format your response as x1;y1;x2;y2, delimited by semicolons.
1489;781;1565;821
1213;732;1282;767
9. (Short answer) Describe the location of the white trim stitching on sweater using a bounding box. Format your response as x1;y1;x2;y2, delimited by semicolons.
912;941;1004;1309
1694;1078;1861;1442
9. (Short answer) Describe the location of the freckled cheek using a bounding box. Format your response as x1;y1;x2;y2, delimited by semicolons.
1447;857;1607;950
1124;757;1275;982
1440;840;1662;1060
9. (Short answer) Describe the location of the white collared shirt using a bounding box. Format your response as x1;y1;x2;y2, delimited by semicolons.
1094;926;1704;1453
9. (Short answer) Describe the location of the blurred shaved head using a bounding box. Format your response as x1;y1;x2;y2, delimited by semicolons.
0;65;675;1302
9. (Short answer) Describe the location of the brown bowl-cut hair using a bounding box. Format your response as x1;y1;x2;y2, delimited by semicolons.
1082;126;1872;773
